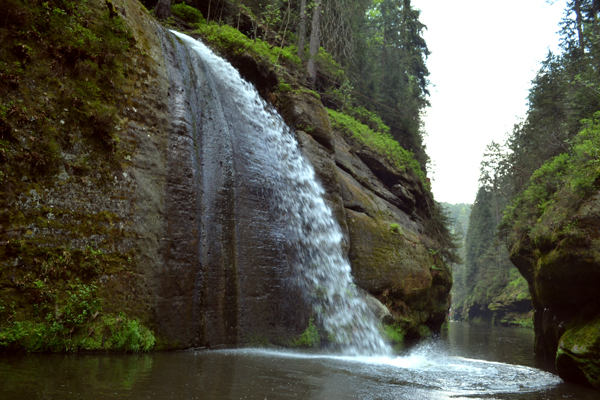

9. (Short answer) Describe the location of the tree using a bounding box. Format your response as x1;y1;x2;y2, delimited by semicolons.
297;0;307;60
464;187;495;292
154;0;171;19
307;0;323;86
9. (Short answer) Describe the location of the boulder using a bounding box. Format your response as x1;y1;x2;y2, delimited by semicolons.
556;308;600;389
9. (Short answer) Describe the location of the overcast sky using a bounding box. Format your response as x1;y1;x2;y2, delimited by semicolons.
411;0;567;205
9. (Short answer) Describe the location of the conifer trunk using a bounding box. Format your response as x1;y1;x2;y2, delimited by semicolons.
575;0;584;55
297;0;307;60
307;0;322;87
155;0;171;20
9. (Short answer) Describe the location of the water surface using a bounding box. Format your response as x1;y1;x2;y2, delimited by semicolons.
1;323;598;399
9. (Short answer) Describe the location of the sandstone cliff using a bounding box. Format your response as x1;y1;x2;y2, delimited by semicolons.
0;0;452;351
506;115;600;389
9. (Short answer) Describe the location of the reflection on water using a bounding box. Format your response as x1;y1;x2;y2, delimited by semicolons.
1;323;598;399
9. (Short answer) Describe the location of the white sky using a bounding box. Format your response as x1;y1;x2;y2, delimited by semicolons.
412;0;567;204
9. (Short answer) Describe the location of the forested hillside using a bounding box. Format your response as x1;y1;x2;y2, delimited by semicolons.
439;202;469;308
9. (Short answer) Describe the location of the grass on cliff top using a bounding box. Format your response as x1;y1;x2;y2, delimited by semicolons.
327;108;428;189
193;21;301;69
502;111;600;244
174;4;345;90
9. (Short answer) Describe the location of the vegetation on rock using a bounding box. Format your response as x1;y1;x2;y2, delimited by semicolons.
327;108;427;188
290;318;321;347
0;0;156;352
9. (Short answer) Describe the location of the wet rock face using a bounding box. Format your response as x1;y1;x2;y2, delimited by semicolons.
155;30;309;349
283;102;451;335
556;307;600;389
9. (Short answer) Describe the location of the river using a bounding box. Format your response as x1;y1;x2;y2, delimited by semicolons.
1;322;597;399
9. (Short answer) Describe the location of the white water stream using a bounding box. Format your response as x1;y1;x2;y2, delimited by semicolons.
171;31;391;355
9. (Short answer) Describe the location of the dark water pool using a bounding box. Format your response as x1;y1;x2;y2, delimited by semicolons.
1;322;598;399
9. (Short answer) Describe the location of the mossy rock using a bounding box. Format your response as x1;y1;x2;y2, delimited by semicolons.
556;308;600;389
345;208;432;301
279;91;333;151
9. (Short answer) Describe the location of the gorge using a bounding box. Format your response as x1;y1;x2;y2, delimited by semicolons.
2;0;600;395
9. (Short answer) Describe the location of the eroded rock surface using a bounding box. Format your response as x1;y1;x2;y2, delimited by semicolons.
508;193;600;388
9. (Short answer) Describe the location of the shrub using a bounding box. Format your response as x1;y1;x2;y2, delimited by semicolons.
194;22;301;67
291;318;320;347
171;3;205;25
0;282;155;353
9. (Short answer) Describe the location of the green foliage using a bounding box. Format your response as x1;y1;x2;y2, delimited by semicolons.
342;0;430;167
384;323;405;345
506;271;530;302
291;318;320;347
504;111;600;241
325;81;354;111
0;282;155;353
0;281;155;352
171;3;205;25
389;223;402;235
327;108;427;188
346;107;391;136
194;22;301;68
277;82;292;93
103;314;156;352
316;47;346;82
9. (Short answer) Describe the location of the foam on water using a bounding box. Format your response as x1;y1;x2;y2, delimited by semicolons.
211;347;562;395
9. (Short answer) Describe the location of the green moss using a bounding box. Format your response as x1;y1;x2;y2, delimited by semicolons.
390;223;402;235
194;22;301;68
384;323;405;345
327;108;428;189
290;318;320;347
557;311;600;389
0;0;157;353
171;3;205;24
292;88;321;100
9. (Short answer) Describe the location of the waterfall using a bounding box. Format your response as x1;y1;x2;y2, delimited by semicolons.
168;31;391;355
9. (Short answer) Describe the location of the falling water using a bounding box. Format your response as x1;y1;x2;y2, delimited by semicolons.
171;31;391;355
